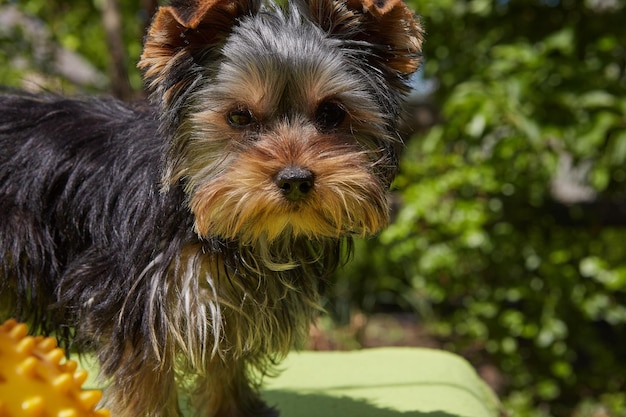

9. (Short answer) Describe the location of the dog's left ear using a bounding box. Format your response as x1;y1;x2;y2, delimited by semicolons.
139;0;260;97
307;0;423;89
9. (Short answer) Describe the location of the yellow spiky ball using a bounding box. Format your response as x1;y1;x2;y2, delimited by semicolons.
0;319;110;417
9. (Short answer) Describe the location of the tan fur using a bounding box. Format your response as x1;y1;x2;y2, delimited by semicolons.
190;123;389;243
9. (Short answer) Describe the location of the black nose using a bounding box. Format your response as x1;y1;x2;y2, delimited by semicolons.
275;166;314;201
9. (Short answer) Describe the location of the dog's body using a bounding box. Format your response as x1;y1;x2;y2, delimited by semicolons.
0;93;327;415
0;0;422;415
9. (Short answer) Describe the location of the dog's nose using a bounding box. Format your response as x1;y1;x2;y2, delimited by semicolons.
275;166;314;201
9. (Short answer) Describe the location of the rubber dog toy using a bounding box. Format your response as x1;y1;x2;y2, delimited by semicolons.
0;319;110;417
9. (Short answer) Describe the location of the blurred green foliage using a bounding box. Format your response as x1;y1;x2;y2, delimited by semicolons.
332;0;626;415
0;0;144;92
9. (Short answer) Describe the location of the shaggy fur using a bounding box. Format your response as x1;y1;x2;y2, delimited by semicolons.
0;0;423;415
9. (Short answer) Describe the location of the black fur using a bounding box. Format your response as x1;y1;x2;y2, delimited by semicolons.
0;92;174;339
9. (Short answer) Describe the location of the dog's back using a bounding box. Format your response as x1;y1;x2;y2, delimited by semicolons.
0;92;172;332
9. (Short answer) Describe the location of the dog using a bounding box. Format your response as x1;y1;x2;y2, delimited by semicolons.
0;0;422;415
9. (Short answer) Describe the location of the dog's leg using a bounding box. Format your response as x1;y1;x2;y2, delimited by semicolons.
99;345;181;417
191;358;278;417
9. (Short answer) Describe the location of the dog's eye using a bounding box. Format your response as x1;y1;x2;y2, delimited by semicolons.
315;101;346;129
227;108;255;128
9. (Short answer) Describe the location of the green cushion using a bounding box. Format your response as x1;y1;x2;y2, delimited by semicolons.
260;348;499;417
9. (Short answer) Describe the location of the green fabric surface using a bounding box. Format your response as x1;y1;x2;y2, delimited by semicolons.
81;347;499;417
260;348;499;417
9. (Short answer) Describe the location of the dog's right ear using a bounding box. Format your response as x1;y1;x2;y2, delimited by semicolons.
139;0;260;98
305;0;423;93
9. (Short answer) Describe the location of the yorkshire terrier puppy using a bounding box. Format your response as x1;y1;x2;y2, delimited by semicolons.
0;0;422;415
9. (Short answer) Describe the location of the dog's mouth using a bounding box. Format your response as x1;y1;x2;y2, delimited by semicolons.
189;164;390;245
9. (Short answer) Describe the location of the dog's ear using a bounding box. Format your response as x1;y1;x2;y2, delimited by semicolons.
307;0;423;88
139;0;260;95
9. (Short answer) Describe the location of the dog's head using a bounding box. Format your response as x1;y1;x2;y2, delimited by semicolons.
139;0;423;245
